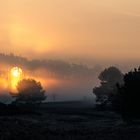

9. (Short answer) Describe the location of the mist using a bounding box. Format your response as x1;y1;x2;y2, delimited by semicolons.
0;53;103;103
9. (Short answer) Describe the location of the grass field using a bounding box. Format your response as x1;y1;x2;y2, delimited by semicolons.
0;101;140;140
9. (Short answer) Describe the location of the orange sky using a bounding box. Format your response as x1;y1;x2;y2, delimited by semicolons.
0;0;140;62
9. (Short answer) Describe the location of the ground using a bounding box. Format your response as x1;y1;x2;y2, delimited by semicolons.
0;101;140;140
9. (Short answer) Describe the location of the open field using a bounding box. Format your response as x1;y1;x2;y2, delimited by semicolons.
0;101;140;140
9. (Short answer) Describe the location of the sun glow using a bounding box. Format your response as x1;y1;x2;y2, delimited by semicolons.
10;67;23;92
11;67;22;78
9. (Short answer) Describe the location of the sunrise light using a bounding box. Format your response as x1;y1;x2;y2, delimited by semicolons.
10;67;23;92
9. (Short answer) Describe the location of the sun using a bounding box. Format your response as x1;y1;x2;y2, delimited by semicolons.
11;67;22;78
10;67;23;92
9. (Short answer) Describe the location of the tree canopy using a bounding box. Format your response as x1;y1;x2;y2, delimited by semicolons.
13;79;46;104
99;66;123;85
93;66;123;106
117;68;140;121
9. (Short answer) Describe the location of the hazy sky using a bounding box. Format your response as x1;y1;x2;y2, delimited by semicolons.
0;0;140;62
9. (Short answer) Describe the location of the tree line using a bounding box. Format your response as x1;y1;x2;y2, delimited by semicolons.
93;66;140;123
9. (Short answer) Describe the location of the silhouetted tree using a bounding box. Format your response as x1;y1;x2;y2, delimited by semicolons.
99;66;124;85
12;79;46;105
117;68;140;122
93;66;123;107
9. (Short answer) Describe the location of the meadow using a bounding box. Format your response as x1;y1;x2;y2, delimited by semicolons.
0;101;139;140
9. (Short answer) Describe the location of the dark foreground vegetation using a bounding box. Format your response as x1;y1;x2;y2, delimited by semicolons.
93;67;140;122
1;101;140;140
